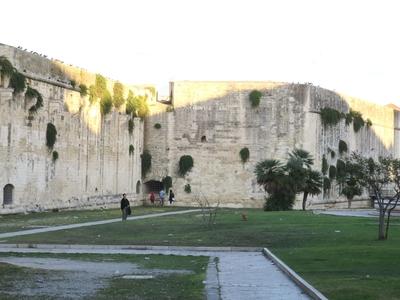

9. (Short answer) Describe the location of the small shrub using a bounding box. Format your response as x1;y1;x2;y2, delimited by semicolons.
249;90;262;107
52;151;59;162
345;112;353;126
366;118;373;127
10;71;26;93
264;189;295;211
128;119;134;134
178;155;194;176
321;154;328;175
129;144;134;155
162;176;172;192
239;147;250;163
338;140;348;154
70;80;76;88
46;123;57;150
154;123;161;129
184;184;191;193
329;165;337;179
79;84;88;97
100;91;113;115
320;107;343;126
141;150;152;176
352;111;365;132
323;177;331;193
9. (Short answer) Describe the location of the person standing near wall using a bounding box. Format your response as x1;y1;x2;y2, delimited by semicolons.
159;189;165;206
120;193;130;221
169;189;175;205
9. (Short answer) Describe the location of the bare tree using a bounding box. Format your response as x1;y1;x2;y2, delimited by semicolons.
194;192;220;227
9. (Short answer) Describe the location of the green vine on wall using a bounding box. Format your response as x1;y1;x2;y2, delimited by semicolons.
141;150;152;176
184;183;191;193
52;151;59;162
336;159;346;180
321;154;328;175
154;123;161;129
46;123;57;151
79;84;88;97
329;165;337;179
10;71;26;93
323;177;331;193
128;119;134;134
249;90;262;107
320;107;344;126
129;144;134;155
100;90;113;115
320;107;372;132
162;176;172;192
178;155;194;176
0;56;14;77
26;86;43;113
113;82;125;108
239;147;250;163
338;140;348;154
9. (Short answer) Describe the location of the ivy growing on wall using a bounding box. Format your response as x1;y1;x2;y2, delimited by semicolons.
239;147;250;163
128;119;134;134
321;154;328;175
126;90;149;118
249;90;262;107
323;177;331;193
113;82;125;108
10;71;26;93
366;118;373;127
352;110;365;132
26;86;43;113
129;144;134;155
0;56;14;77
320;107;343;126
338;140;348;155
79;84;88;97
141;150;152;176
46;123;57;151
184;183;191;193
162;176;172;192
52;151;59;162
178;155;194;176
154;123;161;129
70;80;76;88
336;159;346;180
100;90;113;115
329;165;337;179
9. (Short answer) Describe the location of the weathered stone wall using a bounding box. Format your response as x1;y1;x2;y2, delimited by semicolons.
144;81;400;209
0;45;144;214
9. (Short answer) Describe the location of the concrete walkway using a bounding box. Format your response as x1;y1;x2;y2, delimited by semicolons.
0;209;200;239
0;244;311;300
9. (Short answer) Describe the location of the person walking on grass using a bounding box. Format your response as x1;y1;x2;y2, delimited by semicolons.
159;189;165;206
120;193;130;221
169;189;175;205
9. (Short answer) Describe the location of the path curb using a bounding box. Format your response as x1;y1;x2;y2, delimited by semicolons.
0;244;261;252
262;248;328;300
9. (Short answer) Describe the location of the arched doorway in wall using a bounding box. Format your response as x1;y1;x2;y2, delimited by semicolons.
3;184;14;206
143;180;164;194
136;180;141;194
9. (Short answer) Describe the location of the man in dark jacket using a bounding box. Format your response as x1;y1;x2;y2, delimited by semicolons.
120;193;130;221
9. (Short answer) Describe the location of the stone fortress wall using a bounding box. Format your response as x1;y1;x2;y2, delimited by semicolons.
144;81;400;209
0;44;146;214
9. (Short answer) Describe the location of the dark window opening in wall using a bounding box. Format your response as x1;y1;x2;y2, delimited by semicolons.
144;180;163;194
201;136;207;142
136;181;141;194
3;184;14;206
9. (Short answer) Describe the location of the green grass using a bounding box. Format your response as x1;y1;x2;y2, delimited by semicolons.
3;209;400;299
0;252;208;299
0;206;186;234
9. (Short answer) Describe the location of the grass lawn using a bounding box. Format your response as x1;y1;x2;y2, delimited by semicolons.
0;252;208;299
4;209;400;300
0;206;187;234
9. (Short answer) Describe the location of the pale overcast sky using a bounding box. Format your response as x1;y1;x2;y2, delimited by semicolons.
1;0;399;104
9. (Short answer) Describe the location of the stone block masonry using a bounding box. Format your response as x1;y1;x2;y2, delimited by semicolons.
0;44;145;213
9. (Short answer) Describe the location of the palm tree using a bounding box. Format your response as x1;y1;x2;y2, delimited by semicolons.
288;148;314;169
254;159;285;194
302;169;323;210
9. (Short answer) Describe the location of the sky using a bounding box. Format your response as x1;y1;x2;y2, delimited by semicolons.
1;0;399;103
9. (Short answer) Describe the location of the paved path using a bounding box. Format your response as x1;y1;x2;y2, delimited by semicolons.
0;209;200;239
0;244;311;300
